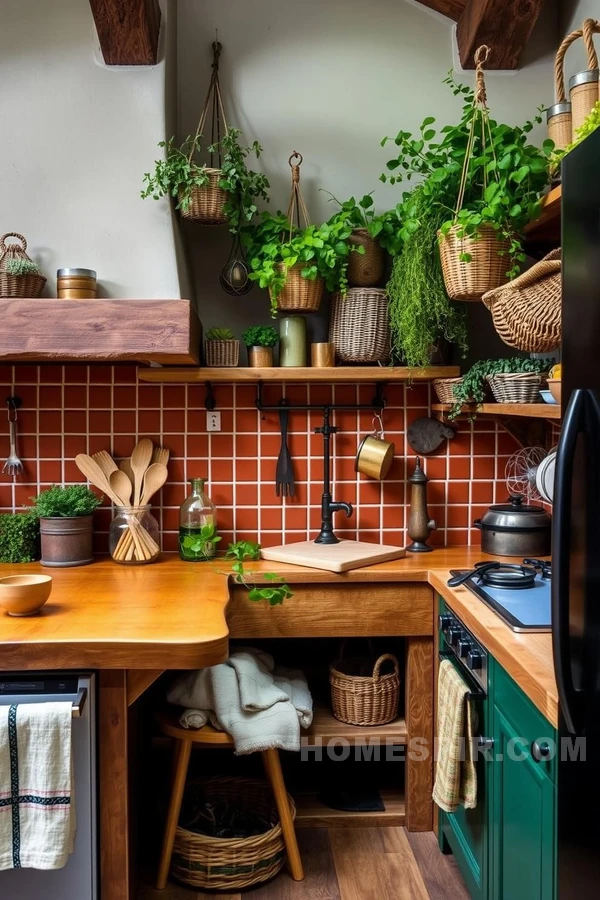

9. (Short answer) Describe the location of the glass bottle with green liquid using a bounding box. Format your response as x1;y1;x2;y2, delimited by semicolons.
179;478;220;562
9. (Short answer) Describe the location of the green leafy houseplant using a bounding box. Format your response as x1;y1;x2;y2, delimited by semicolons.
381;73;552;279
179;522;222;561
386;183;468;367
243;211;355;316
449;357;552;420
551;99;600;170
31;485;103;518
0;512;39;563
241;325;279;348
323;192;404;257
141;128;269;235
224;541;293;606
206;327;235;341
5;259;42;276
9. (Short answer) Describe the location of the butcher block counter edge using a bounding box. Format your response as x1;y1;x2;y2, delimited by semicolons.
0;550;558;727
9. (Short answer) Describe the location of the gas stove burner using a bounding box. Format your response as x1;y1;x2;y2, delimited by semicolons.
447;561;538;590
523;557;552;580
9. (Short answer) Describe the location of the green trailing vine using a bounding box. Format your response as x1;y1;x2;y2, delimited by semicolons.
322;192;404;257
224;541;293;606
449;357;553;420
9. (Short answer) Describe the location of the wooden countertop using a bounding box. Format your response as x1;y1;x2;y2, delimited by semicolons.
0;549;558;727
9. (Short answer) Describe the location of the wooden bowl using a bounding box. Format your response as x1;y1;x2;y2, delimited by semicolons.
547;378;562;405
0;575;53;616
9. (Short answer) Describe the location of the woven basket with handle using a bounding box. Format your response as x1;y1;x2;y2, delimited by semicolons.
329;288;390;362
550;18;600;149
486;372;546;404
347;229;385;287
330;643;400;726
482;249;561;353
0;233;46;298
171;776;292;890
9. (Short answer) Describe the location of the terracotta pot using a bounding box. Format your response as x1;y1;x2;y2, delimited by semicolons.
39;515;94;567
248;346;273;367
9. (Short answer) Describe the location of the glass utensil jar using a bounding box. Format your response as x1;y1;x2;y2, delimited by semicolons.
109;505;160;565
179;478;219;562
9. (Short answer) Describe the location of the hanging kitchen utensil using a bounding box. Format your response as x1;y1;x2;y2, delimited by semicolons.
354;413;395;480
407;416;455;456
275;402;295;497
2;397;23;477
220;232;253;295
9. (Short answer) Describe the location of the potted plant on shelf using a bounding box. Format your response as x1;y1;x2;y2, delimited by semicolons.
443;357;552;420
242;325;279;367
204;328;240;367
0;512;39;563
31;485;102;567
382;64;552;301
141;128;269;232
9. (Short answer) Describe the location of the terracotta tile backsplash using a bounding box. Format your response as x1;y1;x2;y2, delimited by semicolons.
0;364;521;553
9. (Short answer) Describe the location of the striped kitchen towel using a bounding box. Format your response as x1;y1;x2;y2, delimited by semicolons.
0;702;75;870
432;660;477;813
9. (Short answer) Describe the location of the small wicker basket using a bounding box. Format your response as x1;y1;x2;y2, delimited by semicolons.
171;776;292;890
0;233;46;298
347;229;385;287
180;170;228;225
482;249;561;353
432;377;464;405
274;263;324;313
329;288;390;363
439;225;511;302
487;372;546;404
205;339;240;367
330;648;400;726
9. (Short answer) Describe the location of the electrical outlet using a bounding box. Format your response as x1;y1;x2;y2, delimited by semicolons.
206;411;221;432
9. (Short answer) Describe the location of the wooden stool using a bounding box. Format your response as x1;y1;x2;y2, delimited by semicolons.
156;712;304;889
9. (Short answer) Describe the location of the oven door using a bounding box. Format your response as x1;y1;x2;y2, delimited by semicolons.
438;630;490;900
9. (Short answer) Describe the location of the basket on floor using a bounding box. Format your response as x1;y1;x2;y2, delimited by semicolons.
171;776;294;890
486;372;546;404
329;288;390;362
204;339;240;367
439;224;511;302
275;262;324;312
347;229;385;287
180;170;228;225
0;233;46;298
482;249;561;353
330;650;400;726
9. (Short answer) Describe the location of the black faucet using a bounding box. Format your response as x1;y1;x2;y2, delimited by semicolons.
314;408;353;544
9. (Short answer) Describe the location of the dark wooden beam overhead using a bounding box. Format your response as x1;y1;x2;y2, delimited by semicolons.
89;0;161;65
456;0;545;69
414;0;467;21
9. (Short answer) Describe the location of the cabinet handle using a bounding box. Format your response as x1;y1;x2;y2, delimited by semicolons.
477;736;494;752
531;740;551;761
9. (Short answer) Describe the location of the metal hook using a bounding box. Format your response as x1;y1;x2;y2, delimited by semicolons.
6;396;21;423
372;412;384;437
288;151;303;169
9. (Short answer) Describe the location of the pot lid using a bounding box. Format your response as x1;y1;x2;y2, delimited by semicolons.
479;495;551;531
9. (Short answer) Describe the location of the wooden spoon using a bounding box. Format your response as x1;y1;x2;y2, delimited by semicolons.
109;470;133;506
75;454;123;506
140;463;168;505
119;458;135;484
130;439;154;506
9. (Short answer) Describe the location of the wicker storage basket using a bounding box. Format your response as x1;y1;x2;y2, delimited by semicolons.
329;288;390;363
180;170;228;225
550;18;600;149
433;377;464;405
171;776;292;890
487;372;546;404
0;233;46;298
482;249;561;353
439;225;511;302
274;263;323;313
205;339;240;367
347;230;385;287
330;649;400;726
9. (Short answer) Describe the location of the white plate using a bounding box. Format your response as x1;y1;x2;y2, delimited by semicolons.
542;453;556;505
536;455;551;503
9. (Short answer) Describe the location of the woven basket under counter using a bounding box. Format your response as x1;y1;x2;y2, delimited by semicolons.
171;776;293;890
204;339;240;367
179;169;228;225
330;652;400;726
329;288;390;363
486;372;546;404
0;232;46;298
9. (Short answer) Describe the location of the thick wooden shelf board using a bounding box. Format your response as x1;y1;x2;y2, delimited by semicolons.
0;299;200;364
138;365;460;384
302;704;407;746
431;402;561;420
294;789;406;828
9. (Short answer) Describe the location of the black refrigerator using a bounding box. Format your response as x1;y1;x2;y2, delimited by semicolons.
553;127;600;899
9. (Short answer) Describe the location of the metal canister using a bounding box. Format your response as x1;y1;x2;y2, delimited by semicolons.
546;101;572;152
569;70;599;134
57;268;97;299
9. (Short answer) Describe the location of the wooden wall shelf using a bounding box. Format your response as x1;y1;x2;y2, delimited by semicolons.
138;365;460;384
0;299;200;365
524;184;561;248
432;402;561;420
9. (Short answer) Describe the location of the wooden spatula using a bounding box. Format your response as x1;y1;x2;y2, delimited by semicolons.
130;439;154;506
140;463;168;505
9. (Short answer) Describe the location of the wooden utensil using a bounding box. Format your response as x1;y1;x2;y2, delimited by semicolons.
119;458;135;484
92;450;118;477
110;470;133;506
152;447;170;468
140;463;168;505
130;439;154;505
75;454;124;506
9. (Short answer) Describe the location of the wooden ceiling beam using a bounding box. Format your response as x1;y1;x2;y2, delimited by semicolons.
413;0;467;22
456;0;545;69
89;0;161;66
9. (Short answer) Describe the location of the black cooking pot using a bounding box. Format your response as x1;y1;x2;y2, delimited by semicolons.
474;495;551;557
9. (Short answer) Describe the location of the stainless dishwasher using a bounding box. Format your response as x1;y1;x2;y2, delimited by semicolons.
0;673;97;899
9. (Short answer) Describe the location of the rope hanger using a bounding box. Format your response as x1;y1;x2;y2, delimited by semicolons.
188;40;229;168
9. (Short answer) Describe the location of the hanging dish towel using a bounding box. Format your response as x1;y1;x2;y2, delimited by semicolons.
0;702;75;870
167;647;313;755
432;660;477;813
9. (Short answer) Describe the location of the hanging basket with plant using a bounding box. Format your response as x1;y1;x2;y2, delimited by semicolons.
244;153;354;316
142;42;269;231
0;233;46;299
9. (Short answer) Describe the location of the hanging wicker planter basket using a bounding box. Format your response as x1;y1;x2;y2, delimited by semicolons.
180;169;228;225
347;229;385;287
0;233;46;299
329;288;390;362
439;225;511;302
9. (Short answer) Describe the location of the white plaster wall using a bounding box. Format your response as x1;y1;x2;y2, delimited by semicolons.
0;0;186;299
177;0;558;337
560;0;599;82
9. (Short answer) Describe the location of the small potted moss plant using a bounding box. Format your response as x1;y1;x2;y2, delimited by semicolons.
204;327;240;367
242;325;279;367
0;512;40;562
31;485;102;568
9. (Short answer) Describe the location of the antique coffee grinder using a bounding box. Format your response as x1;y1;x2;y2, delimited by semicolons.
406;456;437;552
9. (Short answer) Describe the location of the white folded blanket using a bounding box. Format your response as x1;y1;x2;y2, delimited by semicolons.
167;647;313;755
0;702;75;870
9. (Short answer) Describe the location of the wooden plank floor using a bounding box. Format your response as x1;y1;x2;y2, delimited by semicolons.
138;827;469;900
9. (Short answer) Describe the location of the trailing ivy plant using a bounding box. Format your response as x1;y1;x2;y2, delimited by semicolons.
449;357;552;420
386;184;467;367
381;73;553;278
31;485;103;518
223;541;293;606
141;128;269;236
242;325;279;348
322;192;404;257
243;211;355;316
0;512;39;563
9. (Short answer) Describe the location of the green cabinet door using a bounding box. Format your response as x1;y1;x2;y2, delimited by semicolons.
491;703;556;900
